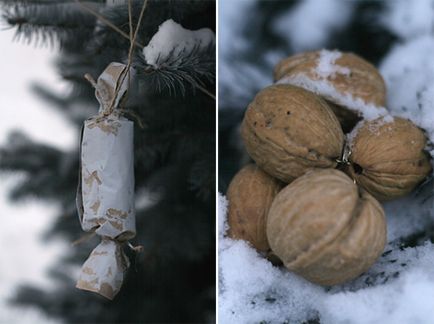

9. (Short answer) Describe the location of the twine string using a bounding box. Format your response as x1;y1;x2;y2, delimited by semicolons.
106;0;148;116
75;0;145;48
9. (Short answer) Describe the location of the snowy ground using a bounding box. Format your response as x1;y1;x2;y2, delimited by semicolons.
0;29;75;323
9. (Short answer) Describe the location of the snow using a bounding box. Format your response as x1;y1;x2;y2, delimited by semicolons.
272;0;355;53
316;50;350;78
382;0;434;40
277;74;391;121
143;19;215;68
380;35;434;157
346;116;395;150
276;49;393;122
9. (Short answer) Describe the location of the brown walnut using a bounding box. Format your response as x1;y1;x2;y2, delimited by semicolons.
227;164;282;252
274;50;387;132
347;117;432;201
267;169;387;286
241;84;344;183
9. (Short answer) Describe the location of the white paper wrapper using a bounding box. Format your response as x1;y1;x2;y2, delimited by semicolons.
76;239;130;299
76;62;135;300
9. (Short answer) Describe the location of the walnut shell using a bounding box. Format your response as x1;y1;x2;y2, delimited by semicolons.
267;169;386;286
347;117;432;201
241;84;345;183
274;50;387;132
227;164;282;252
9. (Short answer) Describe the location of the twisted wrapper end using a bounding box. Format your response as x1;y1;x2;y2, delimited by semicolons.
93;62;135;116
76;239;130;300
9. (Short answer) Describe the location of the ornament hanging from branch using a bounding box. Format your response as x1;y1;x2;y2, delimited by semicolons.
76;62;136;300
75;0;147;300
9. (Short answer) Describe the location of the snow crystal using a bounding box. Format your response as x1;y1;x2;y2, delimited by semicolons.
277;74;391;121
316;50;350;79
143;19;215;68
273;0;355;53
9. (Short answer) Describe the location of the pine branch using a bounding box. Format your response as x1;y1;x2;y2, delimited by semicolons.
134;42;215;96
1;3;97;48
31;83;97;125
0;131;77;203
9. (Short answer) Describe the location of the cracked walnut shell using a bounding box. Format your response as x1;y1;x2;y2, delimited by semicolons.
347;117;432;201
267;169;387;286
241;84;345;183
227;164;282;252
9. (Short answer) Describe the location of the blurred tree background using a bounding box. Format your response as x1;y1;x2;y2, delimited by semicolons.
0;0;215;323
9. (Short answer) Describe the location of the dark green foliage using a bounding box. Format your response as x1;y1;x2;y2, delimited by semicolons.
0;0;215;322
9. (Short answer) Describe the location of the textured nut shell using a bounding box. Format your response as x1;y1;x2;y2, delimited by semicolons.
241;84;344;183
267;169;386;286
348;117;432;201
227;164;282;252
274;51;386;131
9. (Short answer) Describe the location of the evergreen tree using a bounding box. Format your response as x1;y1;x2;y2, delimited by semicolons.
0;0;215;323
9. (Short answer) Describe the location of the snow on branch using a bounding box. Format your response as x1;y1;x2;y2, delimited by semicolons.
135;19;215;96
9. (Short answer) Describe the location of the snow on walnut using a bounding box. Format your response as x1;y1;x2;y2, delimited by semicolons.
143;19;215;68
315;50;350;78
277;49;391;122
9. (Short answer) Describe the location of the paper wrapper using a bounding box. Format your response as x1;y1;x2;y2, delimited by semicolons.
76;62;135;300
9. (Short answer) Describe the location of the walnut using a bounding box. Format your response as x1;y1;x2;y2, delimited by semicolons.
274;50;387;132
267;169;386;286
241;84;344;183
227;164;282;252
347;117;432;201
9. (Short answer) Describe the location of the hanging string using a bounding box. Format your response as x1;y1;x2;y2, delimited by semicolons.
75;0;145;48
106;0;148;116
75;0;215;101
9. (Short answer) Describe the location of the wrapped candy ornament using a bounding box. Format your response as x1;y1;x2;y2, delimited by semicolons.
76;62;135;300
